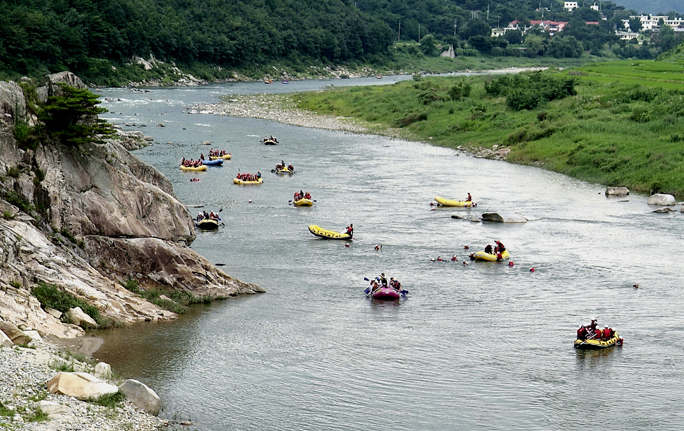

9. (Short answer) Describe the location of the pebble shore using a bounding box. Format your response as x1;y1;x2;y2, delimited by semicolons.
0;340;164;430
192;93;401;136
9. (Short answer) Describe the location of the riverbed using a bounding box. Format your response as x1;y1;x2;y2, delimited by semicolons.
94;76;684;430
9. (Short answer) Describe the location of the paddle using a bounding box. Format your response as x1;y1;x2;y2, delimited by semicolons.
578;332;597;347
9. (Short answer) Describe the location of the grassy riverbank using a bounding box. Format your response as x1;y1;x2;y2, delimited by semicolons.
293;61;684;198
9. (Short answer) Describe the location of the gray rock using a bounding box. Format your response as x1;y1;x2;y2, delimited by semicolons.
39;400;71;417
481;212;528;223
647;194;676;206
605;187;630;196
46;308;62;319
653;207;675;213
0;81;27;130
119;379;162;416
94;362;112;380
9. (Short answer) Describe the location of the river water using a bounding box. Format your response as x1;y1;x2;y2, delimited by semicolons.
93;77;684;430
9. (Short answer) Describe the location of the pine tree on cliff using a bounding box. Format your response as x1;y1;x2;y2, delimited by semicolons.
38;84;114;146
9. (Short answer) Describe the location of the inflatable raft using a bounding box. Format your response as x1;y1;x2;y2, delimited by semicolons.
275;167;294;174
202;159;223;166
196;218;220;230
574;332;622;350
233;178;263;185
209;154;231;160
472;250;510;262
180;165;207;171
434;196;474;207
308;225;352;240
370;286;400;300
293;198;313;207
262;138;278;145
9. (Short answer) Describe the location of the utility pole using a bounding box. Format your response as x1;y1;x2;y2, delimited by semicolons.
487;3;490;21
454;19;458;38
398;21;401;42
418;24;421;42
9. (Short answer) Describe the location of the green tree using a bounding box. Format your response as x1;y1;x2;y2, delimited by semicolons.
420;34;438;56
504;29;523;45
38;84;114;146
524;34;545;55
547;35;583;58
628;18;642;33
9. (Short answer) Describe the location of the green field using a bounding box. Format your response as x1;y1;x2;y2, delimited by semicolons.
294;61;684;198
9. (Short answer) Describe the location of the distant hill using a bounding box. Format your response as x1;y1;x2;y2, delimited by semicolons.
610;0;683;14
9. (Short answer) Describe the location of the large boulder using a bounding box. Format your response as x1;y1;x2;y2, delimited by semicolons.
605;187;630;196
481;212;528;223
0;330;13;347
0;81;26;130
647;194;676;206
0;321;32;345
65;307;98;329
47;372;119;400
119;379;162;416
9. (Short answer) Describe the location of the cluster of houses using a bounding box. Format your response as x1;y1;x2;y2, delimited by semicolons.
490;6;683;43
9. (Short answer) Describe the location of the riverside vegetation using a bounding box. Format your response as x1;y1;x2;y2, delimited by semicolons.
292;59;684;197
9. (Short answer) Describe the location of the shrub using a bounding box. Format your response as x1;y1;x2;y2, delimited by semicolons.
90;391;125;409
448;80;472;101
630;107;651;123
671;134;683;143
7;166;19;178
121;278;140;293
2;211;14;220
3;191;33;213
397;112;428;127
31;282;103;328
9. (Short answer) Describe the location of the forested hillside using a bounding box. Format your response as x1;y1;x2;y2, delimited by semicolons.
0;0;681;85
0;0;394;83
611;0;682;14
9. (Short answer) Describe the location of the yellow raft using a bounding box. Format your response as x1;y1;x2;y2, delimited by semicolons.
233;178;263;185
294;198;313;207
434;196;474;207
275;167;293;174
180;165;207;171
574;332;622;350
262;138;278;145
308;225;352;240
209;154;231;160
472;250;510;262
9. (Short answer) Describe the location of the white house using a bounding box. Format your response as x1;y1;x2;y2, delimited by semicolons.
563;2;578;11
590;3;599;11
616;31;639;42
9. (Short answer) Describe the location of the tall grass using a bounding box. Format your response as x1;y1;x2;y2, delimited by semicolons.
294;63;684;197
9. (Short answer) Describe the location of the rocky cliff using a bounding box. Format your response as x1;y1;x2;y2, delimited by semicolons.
0;72;263;338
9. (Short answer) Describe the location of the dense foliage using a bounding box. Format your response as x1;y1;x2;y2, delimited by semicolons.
32;282;103;328
0;0;394;81
484;71;576;110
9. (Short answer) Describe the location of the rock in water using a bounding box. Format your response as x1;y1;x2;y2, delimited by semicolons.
605;187;630;196
47;372;119;400
481;212;528;223
119;379;162;416
647;194;676;206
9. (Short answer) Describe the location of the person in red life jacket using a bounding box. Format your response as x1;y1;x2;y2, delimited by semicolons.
495;240;506;252
288;164;294;171
451;255;458;261
603;327;612;340
466;192;472;202
496;252;503;262
345;224;353;237
304;192;311;199
200;154;205;160
590;318;598;332
484;244;493;254
577;326;587;341
294;192;300;201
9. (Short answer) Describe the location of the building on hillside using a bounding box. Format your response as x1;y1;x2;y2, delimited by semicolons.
616;31;640;42
563;2;578;11
590;3;599;11
507;20;568;36
491;28;506;37
625;15;684;31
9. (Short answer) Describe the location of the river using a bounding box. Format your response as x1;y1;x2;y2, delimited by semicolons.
93;76;684;430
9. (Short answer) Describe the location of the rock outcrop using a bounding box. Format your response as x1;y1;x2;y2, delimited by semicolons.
0;72;263;339
647;193;676;206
